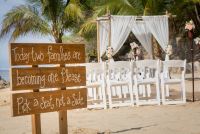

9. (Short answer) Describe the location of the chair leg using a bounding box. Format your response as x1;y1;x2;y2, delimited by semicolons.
181;81;186;103
107;86;112;109
93;87;97;100
165;85;169;97
123;85;127;98
147;84;151;97
98;87;102;100
161;80;166;105
112;87;116;96
139;85;143;95
156;81;160;105
134;84;139;106
141;85;146;97
102;85;107;109
129;84;134;106
116;86;122;98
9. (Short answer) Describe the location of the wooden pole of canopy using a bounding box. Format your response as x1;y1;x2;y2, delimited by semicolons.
97;21;100;62
96;16;110;62
108;11;111;48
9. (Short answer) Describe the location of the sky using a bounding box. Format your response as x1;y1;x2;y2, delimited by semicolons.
0;0;53;69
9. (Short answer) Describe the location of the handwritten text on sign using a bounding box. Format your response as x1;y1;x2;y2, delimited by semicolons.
12;88;87;116
11;66;86;90
10;43;85;65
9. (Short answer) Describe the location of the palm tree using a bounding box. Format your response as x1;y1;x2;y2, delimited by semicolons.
0;0;84;43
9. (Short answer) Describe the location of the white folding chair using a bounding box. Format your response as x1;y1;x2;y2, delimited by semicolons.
86;62;107;109
107;61;134;108
161;60;186;105
133;60;160;106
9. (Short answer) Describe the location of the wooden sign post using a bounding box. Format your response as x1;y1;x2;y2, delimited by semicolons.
10;43;86;134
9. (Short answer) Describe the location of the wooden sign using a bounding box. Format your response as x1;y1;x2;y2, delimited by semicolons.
10;43;87;134
10;43;85;65
12;88;87;116
11;66;86;90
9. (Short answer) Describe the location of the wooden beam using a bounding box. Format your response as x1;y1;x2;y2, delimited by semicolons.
59;64;68;134
11;88;87;116
10;43;85;66
11;66;86;90
108;14;111;47
97;21;100;62
31;65;41;134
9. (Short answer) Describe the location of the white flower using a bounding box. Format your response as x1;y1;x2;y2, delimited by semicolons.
194;37;200;45
106;46;114;59
165;45;172;56
185;20;195;30
130;42;139;50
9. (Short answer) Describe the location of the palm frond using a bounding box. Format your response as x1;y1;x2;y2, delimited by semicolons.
78;18;96;36
0;5;50;41
64;0;84;22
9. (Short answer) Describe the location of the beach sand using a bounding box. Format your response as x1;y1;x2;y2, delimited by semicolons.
0;73;200;134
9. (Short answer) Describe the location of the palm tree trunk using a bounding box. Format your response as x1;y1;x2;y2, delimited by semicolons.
54;32;63;43
55;37;62;43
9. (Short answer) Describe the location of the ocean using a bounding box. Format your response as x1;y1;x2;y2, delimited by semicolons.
0;69;10;81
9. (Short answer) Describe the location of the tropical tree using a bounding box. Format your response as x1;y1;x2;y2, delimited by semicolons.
0;0;84;43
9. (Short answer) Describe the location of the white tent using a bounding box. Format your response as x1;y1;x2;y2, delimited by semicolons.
97;15;169;61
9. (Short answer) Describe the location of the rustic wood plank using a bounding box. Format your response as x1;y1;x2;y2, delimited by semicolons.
59;110;68;134
32;113;41;134
12;88;87;116
59;64;68;134
31;65;41;134
10;43;85;65
11;66;86;90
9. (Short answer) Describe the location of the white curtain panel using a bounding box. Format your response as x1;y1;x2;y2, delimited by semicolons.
142;15;169;52
111;15;133;55
130;20;153;58
99;21;109;57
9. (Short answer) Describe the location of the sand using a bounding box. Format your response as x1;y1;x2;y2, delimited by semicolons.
0;73;200;134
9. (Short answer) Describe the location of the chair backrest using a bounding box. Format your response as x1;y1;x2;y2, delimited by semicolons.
134;60;159;69
133;60;160;79
162;60;186;71
107;61;131;81
86;62;106;82
162;60;186;77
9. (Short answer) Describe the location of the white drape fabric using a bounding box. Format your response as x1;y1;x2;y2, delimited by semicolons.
142;15;169;52
99;21;109;57
98;15;169;59
111;16;133;55
130;20;153;58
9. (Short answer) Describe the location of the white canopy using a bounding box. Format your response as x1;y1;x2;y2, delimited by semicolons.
97;15;169;59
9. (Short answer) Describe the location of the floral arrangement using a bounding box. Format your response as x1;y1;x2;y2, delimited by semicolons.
106;46;114;59
130;42;139;50
128;42;141;60
165;45;173;56
194;37;200;45
185;20;195;31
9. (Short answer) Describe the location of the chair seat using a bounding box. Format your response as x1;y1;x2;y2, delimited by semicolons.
108;80;129;86
86;81;102;87
163;78;182;84
137;78;157;84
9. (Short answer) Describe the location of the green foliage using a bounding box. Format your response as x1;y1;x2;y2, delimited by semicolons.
0;0;84;43
0;5;50;41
